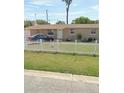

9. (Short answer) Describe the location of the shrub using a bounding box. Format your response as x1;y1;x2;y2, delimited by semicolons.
77;33;82;41
88;37;93;42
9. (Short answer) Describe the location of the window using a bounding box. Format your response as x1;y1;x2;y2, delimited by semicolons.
91;31;96;34
91;29;96;35
35;35;40;38
48;31;54;35
70;29;75;34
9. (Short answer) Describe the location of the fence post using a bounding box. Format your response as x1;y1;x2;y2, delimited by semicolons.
50;39;55;52
40;39;43;51
56;39;59;53
74;40;77;54
93;40;97;56
25;41;28;50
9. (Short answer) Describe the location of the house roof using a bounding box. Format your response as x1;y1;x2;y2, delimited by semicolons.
25;24;99;30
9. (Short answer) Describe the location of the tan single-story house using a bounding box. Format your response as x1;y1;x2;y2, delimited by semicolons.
25;24;99;42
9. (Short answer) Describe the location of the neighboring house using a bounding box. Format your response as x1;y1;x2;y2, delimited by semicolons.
25;24;99;42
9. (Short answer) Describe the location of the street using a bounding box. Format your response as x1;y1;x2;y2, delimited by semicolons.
25;70;99;93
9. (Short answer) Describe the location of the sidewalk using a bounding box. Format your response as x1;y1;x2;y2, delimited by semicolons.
24;69;98;84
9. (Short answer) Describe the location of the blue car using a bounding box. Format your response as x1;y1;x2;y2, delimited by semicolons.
29;34;54;41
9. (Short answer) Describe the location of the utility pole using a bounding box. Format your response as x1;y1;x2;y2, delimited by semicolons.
34;13;37;25
46;10;48;23
49;19;50;24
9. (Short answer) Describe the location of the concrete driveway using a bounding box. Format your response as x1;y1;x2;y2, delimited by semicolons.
24;70;99;93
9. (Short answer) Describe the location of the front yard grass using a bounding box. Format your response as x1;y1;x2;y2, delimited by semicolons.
24;51;99;77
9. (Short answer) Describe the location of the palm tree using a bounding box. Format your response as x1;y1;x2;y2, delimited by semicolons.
62;0;72;24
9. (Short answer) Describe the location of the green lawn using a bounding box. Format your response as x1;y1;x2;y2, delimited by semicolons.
24;51;99;77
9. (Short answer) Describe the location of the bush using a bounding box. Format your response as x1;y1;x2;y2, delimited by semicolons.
93;38;96;41
88;37;93;42
77;33;82;41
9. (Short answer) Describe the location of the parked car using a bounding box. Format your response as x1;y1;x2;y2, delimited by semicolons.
28;34;54;41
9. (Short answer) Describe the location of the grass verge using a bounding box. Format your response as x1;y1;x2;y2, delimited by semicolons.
24;51;99;77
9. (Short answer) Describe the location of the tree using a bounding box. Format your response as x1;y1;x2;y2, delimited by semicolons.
72;16;99;24
94;20;99;24
56;20;65;24
35;19;49;25
24;19;49;28
72;16;92;24
62;0;72;24
24;20;32;28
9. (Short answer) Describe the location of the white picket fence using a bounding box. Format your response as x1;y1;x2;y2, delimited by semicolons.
25;40;99;55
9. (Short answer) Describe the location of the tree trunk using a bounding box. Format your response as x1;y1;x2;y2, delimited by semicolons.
66;7;69;24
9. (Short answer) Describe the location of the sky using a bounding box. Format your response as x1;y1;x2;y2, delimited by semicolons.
24;0;99;24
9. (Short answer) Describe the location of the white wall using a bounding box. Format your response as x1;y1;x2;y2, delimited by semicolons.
24;30;30;42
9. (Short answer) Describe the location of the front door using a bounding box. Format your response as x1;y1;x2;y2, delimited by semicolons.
57;29;63;40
